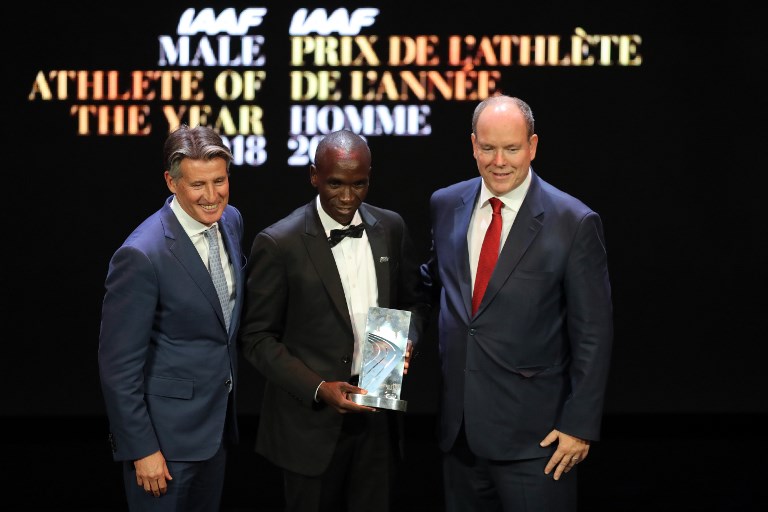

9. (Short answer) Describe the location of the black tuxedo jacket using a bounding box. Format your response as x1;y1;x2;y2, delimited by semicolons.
240;201;429;476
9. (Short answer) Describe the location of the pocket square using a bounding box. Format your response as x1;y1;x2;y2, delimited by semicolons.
379;256;389;263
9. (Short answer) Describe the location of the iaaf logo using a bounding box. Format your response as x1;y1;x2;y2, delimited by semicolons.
175;7;378;36
177;7;266;35
289;8;379;35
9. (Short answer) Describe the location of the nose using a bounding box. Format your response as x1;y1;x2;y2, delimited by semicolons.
203;182;217;200
339;186;354;202
493;150;505;166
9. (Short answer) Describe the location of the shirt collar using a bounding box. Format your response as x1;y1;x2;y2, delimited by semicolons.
478;166;532;212
315;195;363;236
170;195;216;238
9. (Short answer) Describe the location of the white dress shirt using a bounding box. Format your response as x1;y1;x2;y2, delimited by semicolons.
316;196;378;376
468;168;532;290
170;196;235;303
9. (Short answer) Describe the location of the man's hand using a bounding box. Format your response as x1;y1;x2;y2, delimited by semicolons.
134;450;172;497
540;429;590;481
403;340;414;375
316;381;377;413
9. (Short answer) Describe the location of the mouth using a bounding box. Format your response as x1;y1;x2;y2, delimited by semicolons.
333;208;356;224
200;203;219;212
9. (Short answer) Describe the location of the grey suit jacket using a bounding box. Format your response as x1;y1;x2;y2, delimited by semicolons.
240;201;429;476
422;172;613;460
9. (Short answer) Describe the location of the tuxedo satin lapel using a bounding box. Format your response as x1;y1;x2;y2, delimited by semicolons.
456;182;480;318
160;203;226;327
301;204;353;330
359;205;390;307
478;173;545;314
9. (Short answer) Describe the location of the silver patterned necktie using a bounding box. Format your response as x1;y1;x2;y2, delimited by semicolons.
205;224;231;331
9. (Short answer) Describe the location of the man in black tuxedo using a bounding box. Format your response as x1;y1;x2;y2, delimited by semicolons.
240;129;429;512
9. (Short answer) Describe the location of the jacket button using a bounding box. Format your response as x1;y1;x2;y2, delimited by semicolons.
224;378;232;388
469;329;476;336
341;355;351;364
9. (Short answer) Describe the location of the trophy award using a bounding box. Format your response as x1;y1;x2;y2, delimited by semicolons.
348;306;411;412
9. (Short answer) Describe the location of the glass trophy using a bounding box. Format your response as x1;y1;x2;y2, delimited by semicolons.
348;306;411;412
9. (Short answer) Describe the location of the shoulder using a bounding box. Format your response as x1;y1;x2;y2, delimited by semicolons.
360;203;404;225
431;177;479;203
531;174;606;240
222;204;244;231
247;204;312;261
258;203;308;241
536;174;595;218
107;208;167;271
360;204;416;240
119;207;166;251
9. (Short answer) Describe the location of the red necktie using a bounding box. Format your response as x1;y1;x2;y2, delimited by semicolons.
472;197;503;316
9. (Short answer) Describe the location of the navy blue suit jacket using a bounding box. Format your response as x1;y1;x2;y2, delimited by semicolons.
422;172;613;460
99;196;244;462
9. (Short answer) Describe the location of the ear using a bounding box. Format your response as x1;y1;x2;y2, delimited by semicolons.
164;171;177;193
309;165;318;187
471;132;478;158
529;134;539;161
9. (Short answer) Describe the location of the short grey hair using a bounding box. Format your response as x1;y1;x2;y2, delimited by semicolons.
164;125;234;180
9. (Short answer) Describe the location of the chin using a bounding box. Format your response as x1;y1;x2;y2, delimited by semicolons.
200;212;223;223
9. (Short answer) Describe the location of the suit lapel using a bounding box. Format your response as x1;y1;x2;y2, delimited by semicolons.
359;205;390;307
301;203;354;331
477;173;545;314
219;209;242;333
160;201;227;329
456;181;480;318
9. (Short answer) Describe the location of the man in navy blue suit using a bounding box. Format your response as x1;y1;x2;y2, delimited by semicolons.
98;125;245;511
421;95;613;511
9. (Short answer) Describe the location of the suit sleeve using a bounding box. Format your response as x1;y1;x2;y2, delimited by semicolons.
239;231;325;406
558;211;613;440
98;245;161;461
419;192;443;305
396;220;432;345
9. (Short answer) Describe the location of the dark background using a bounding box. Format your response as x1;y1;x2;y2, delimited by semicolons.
2;0;767;509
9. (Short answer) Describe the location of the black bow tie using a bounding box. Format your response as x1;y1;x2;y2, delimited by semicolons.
328;224;365;247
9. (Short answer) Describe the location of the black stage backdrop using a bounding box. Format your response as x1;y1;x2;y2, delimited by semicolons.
3;0;766;417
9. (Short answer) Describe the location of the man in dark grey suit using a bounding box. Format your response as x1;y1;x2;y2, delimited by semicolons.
98;125;245;511
240;129;429;512
421;95;613;511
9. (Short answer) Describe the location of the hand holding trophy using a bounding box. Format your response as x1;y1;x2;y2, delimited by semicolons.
348;306;412;412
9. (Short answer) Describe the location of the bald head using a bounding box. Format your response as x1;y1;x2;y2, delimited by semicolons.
311;130;372;226
314;130;372;171
472;95;535;139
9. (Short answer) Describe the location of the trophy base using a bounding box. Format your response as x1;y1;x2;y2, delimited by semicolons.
349;393;408;412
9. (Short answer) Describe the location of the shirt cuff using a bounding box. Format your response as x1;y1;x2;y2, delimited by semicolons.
314;381;325;403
